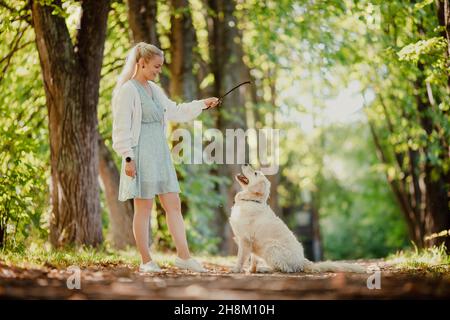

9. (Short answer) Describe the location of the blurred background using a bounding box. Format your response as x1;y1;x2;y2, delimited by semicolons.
1;0;449;261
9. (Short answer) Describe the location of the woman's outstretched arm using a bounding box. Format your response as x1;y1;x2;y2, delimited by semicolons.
150;82;218;122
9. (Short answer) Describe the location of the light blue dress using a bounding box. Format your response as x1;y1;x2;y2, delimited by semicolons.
118;79;180;201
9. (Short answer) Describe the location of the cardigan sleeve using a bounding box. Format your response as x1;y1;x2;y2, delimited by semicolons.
112;83;135;159
151;82;207;122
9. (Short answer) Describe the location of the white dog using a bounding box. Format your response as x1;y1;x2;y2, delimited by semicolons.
229;164;365;273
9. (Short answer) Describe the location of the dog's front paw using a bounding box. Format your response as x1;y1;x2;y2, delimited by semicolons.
231;266;243;273
256;266;272;273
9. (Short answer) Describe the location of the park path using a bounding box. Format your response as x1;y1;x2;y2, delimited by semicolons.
1;260;449;299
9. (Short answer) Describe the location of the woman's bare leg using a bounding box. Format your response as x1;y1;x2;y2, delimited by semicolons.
158;192;190;260
133;198;154;264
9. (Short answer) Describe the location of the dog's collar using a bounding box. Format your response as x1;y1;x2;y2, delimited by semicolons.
238;199;263;204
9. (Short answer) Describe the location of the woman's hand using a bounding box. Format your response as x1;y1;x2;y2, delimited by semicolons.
203;97;220;109
125;160;136;178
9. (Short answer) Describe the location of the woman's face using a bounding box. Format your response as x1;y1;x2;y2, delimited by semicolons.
141;55;164;81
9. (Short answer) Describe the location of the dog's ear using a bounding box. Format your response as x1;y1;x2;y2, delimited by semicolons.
248;180;266;197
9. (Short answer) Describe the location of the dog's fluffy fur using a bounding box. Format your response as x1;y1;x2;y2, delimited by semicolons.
229;165;365;273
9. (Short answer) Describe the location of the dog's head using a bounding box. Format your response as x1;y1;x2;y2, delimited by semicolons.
235;164;271;203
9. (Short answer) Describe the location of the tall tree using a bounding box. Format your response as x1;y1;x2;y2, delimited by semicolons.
167;0;199;230
127;0;169;90
362;0;450;250
98;136;135;248
127;0;160;46
207;0;249;254
169;0;198;101
31;0;110;246
436;1;450;74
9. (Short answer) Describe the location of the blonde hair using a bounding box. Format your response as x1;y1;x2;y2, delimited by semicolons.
112;42;164;106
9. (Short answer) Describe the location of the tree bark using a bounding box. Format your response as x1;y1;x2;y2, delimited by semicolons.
91;2;136;250
369;5;450;251
266;68;281;217
166;0;200;240
98;137;135;249
31;0;110;246
207;0;249;254
127;0;160;46
366;115;422;245
436;1;450;60
127;0;170;91
415;63;450;249
378;92;426;246
169;0;197;101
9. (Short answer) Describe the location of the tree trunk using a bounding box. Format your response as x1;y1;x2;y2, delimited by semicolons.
415;63;450;249
370;5;450;251
266;68;281;217
376;92;426;247
436;1;450;62
366;116;423;246
434;0;450;250
207;0;249;254
127;0;170;91
31;0;110;247
169;0;197;101
166;0;200;240
127;0;160;46
98;137;135;249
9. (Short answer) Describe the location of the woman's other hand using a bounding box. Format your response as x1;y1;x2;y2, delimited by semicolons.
203;97;220;109
125;160;136;178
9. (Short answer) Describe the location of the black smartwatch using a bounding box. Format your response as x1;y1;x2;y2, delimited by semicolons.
125;156;132;163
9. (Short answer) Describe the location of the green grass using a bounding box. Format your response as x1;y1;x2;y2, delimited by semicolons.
3;237;449;275
0;242;139;269
387;243;450;274
0;240;236;270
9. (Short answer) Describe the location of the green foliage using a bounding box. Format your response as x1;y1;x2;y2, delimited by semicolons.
0;239;236;269
397;37;447;63
236;0;424;259
0;241;140;268
388;244;450;273
0;19;49;248
1;0;448;260
319;123;411;259
180;163;227;254
148;143;227;254
279;121;410;259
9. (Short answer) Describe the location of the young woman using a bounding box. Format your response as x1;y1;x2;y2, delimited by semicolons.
112;42;219;273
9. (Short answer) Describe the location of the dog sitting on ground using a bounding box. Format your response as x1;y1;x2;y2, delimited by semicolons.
229;164;365;273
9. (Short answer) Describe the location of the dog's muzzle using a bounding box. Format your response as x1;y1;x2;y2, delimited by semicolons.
236;173;249;185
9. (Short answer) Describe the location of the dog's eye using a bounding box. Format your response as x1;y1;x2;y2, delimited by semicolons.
254;172;257;176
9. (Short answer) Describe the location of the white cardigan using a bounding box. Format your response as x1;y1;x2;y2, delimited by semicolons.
112;80;206;159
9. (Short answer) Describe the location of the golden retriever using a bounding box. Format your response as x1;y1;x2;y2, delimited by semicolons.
229;164;365;273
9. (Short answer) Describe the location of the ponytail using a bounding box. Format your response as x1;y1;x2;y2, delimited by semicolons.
112;43;164;109
112;45;138;108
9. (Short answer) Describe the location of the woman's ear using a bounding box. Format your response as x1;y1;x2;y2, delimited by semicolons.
138;57;146;69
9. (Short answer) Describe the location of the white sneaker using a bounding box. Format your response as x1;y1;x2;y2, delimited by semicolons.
139;261;162;273
174;257;207;273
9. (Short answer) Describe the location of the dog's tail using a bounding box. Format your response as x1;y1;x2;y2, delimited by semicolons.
303;259;366;273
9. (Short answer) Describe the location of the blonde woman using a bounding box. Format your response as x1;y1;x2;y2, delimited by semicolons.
112;42;219;273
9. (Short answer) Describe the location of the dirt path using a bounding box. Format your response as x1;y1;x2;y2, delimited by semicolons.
1;260;449;299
